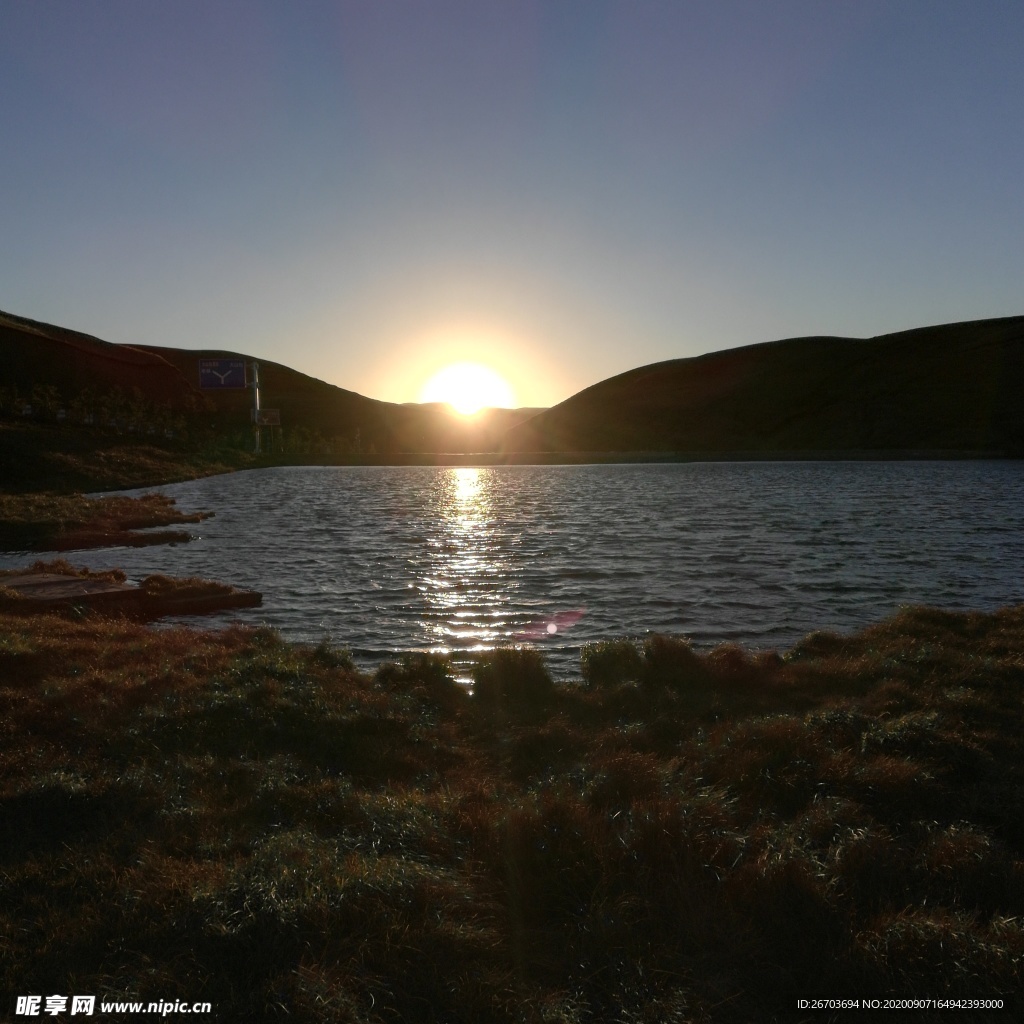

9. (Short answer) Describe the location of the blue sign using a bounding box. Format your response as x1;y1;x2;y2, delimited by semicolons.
199;359;246;389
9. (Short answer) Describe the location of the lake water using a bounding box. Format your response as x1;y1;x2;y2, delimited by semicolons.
5;462;1023;679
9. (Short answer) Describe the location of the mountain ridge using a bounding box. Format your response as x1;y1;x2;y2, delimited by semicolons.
3;307;1023;457
503;315;1024;455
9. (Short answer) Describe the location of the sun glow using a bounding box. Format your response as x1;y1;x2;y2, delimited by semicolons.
418;362;517;416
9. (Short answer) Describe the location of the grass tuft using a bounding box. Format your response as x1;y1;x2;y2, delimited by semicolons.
471;646;555;706
640;633;708;689
580;638;643;687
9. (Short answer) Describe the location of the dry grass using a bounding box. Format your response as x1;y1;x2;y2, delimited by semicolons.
10;557;128;582
2;604;1023;1020
0;491;209;552
138;573;233;597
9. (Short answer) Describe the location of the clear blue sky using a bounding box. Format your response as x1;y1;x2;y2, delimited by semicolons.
2;1;1021;407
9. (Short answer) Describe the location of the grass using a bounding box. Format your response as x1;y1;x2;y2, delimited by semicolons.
0;419;258;494
0;491;209;552
2;605;1023;1021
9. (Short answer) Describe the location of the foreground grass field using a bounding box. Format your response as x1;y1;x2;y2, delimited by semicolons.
2;607;1023;1022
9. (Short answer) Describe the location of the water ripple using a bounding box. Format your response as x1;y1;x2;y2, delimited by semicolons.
3;462;1023;678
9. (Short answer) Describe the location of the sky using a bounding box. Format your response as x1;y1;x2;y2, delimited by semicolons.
2;1;1023;409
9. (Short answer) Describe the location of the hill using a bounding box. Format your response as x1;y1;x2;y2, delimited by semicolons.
6;307;1024;463
133;342;540;454
0;309;196;409
503;316;1024;455
0;309;541;456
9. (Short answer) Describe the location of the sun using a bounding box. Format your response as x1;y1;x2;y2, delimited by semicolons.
418;362;517;416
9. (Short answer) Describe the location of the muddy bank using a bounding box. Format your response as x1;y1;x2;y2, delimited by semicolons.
0;561;260;619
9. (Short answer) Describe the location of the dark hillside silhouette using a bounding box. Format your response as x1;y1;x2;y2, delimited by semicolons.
0;309;195;408
5;307;1023;458
136;342;540;453
503;316;1024;455
0;309;540;454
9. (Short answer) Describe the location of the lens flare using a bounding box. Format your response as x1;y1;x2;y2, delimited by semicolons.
517;609;586;640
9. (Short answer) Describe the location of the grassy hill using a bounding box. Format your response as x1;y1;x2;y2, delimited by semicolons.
0;309;196;410
6;307;1024;466
133;342;541;454
503;316;1024;455
0;308;541;458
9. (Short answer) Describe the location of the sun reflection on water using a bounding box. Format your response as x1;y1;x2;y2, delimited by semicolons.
451;466;485;528
420;467;514;663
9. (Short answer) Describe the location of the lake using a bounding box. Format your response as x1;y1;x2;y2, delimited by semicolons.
5;461;1024;679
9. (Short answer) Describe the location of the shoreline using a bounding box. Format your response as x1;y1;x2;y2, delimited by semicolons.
0;561;261;619
0;491;211;553
2;417;1017;496
254;448;1015;468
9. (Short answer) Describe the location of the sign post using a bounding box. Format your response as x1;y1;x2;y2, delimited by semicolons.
251;361;261;453
199;358;277;453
